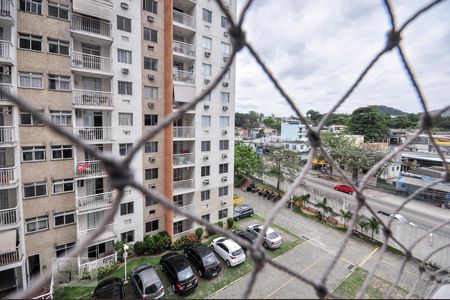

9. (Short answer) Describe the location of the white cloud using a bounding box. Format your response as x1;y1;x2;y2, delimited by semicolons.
234;0;450;116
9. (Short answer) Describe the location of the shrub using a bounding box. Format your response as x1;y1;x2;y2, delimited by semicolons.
194;228;204;241
96;262;119;280
171;234;197;251
134;241;145;256
227;217;234;229
143;231;171;255
217;221;224;228
114;241;133;262
234;174;246;188
207;226;216;236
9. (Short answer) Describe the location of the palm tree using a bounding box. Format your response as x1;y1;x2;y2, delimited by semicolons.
315;198;329;220
368;217;380;240
301;194;311;208
358;217;369;234
340;209;353;227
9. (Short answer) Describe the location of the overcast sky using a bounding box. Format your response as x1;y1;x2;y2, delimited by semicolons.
234;0;450;116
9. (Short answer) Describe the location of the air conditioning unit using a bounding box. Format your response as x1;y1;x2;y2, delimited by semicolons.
204;104;210;110
221;200;227;206
222;153;228;159
221;176;228;182
223;82;229;87
222;130;228;135
204;51;211;57
203;155;209;161
224;4;230;11
223;56;229;62
148;45;155;51
148;102;155;109
122;68;129;74
204;79;210;84
203;179;210;185
147;15;155;22
224;31;229;37
148;74;155;80
149;157;156;163
149;184;156;189
120;2;128;9
222;106;228;111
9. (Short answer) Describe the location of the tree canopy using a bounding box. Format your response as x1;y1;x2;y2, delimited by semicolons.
347;106;390;142
265;147;302;190
234;144;263;178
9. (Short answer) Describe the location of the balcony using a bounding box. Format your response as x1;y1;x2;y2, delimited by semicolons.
77;192;113;213
71;14;112;40
0;41;12;61
173;204;195;221
173;126;195;140
0;84;12;101
173;153;195;167
75;127;113;143
173;41;196;58
173;179;195;195
78;223;115;244
0;244;22;267
0;166;17;187
75;160;106;178
173;228;195;240
173;69;195;84
173;10;196;31
0;0;14;23
0;126;15;144
78;252;117;275
0;206;19;230
73;89;113;109
71;52;112;75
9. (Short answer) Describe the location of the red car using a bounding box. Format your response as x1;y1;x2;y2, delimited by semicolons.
334;184;354;195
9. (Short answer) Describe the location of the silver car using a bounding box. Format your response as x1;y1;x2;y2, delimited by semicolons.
247;223;282;249
130;264;165;299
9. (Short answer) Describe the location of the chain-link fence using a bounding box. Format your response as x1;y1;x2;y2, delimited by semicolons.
6;0;450;298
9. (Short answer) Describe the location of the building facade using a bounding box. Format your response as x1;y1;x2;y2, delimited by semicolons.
0;0;235;293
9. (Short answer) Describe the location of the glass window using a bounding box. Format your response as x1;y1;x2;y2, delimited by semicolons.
219;163;229;174
118;113;133;126
19;0;42;15
219;140;229;150
143;86;158;100
143;0;158;13
202;8;212;23
221;42;231;55
19;34;42;51
143;27;157;42
120;202;134;215
201;166;210;177
117;15;132;32
144;57;158;71
201;190;210;201
53;178;74;194
220;92;230;104
50;111;72;126
119;143;132;156
48;39;69;55
203;90;211;102
118;81;132;95
221;16;230;28
144;114;158;126
54;211;75;227
202;63;212;76
51;145;73;160
223;68;231;79
121;230;134;242
145;168;158;180
23;182;47;199
20;110;44;125
118;49;132;64
48;2;69;20
219;186;228;197
26;216;49;233
202;36;212;50
22;146;46;162
202;115;211;127
220;116;230;127
218;209;228;219
144;141;158;153
145;220;158;232
48;75;71;91
201;141;211;152
18;72;43;89
201;214;210;223
145;196;158;206
56;242;76;258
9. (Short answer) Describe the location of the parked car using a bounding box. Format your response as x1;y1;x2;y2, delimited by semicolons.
184;243;221;278
377;211;417;226
233;204;254;221
334;184;354;195
160;252;198;295
130;264;165;299
211;237;246;267
94;277;125;299
233;230;258;251
246;223;282;249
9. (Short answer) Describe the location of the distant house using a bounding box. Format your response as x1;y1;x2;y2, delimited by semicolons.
281;120;307;142
328;124;347;134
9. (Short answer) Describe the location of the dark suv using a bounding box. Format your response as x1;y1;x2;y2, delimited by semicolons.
160;252;198;295
233;230;258;251
233;204;254;221
184;243;221;278
94;277;125;299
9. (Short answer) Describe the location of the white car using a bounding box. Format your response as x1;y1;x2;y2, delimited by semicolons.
247;223;283;249
211;237;245;267
377;211;417;226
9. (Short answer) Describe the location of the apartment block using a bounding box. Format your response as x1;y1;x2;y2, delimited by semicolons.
0;0;235;294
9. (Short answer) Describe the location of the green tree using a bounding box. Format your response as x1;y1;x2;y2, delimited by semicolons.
265;147;301;191
325;114;351;127
368;217;380;240
234;144;263;178
340;209;353;227
347;106;390;142
314;198;332;220
358;217;369;234
306;110;323;126
262;115;281;132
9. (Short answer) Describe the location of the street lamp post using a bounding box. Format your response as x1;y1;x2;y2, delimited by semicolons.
123;244;129;283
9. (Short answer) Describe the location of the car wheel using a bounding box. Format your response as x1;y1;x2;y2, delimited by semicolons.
226;260;231;267
263;242;269;249
236;216;240;221
199;270;203;277
250;213;253;217
349;192;353;195
334;187;338;190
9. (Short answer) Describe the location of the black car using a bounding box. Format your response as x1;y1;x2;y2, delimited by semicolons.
233;204;254;221
160;252;198;295
234;230;258;250
184;243;221;278
94;277;125;299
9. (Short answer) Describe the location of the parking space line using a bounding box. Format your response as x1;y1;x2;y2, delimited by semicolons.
305;240;353;266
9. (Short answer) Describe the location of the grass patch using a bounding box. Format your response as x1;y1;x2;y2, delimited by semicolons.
53;286;95;299
332;267;415;299
111;255;161;280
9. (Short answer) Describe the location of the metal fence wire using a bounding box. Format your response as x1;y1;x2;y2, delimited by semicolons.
6;0;450;298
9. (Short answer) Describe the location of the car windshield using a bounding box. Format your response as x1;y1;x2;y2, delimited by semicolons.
202;253;217;266
231;249;244;256
268;232;279;239
145;282;161;294
234;207;242;213
177;267;194;281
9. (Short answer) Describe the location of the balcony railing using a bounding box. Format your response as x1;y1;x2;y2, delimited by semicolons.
173;10;196;30
73;89;113;108
79;252;117;275
173;41;196;58
0;244;22;267
72;52;112;73
75;160;105;177
0;84;11;101
173;153;195;166
0;206;19;228
173;204;196;220
77;192;113;212
78;224;115;243
0;0;13;19
75;127;113;142
71;14;111;38
173;126;195;139
173;69;195;84
0;166;16;185
0;126;15;143
173;179;195;193
0;41;11;59
173;228;195;240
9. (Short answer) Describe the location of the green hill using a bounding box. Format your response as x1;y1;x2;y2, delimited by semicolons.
368;105;407;116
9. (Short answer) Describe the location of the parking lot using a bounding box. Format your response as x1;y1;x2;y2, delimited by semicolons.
210;189;427;299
